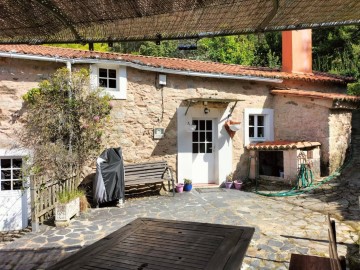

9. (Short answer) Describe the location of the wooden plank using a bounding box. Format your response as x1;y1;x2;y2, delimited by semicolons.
289;254;331;270
223;226;255;270
47;218;146;270
110;243;210;265
80;259;134;270
89;256;172;270
142;218;239;235
105;249;204;270
122;237;216;255
327;214;342;270
98;252;199;270
48;218;254;270
124;161;167;168
141;222;234;237
120;240;215;258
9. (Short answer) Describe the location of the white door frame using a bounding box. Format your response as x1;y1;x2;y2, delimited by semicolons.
177;106;233;185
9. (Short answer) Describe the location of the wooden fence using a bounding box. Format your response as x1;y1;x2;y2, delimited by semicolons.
30;174;79;232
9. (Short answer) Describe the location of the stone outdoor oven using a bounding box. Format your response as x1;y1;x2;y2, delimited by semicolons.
247;141;321;183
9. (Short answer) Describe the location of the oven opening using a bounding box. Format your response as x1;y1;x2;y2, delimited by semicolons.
259;151;284;177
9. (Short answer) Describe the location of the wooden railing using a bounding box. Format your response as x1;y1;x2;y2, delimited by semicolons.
30;174;79;231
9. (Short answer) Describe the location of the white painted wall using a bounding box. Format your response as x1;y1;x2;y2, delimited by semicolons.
177;106;233;185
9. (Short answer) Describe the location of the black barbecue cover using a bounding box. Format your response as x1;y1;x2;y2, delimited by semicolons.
93;148;125;204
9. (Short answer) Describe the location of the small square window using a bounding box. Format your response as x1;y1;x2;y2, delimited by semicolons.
248;115;265;139
258;116;264;126
99;68;117;89
244;108;274;146
1;170;11;180
0;158;23;191
108;79;117;89
1;181;11;190
13;159;22;168
1;159;11;168
99;78;107;88
249;115;254;126
108;69;116;78
99;68;107;77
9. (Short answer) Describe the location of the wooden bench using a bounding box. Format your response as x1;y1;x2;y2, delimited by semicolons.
289;214;346;270
124;161;175;197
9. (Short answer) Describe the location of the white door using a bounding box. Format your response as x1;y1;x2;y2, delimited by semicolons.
192;119;216;184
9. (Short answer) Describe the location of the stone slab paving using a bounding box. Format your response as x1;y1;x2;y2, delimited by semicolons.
0;188;357;270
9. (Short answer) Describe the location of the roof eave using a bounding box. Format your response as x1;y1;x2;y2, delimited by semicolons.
0;51;284;83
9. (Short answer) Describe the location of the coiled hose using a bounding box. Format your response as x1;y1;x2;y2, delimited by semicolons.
251;149;351;197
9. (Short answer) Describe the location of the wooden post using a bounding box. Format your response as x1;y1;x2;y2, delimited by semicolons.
30;175;39;232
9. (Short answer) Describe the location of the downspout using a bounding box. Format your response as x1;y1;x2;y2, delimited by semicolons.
66;61;73;174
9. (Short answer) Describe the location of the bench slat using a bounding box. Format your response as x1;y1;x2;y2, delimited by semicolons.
125;178;167;186
122;161;175;196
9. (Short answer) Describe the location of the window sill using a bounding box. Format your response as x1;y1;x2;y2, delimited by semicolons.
106;90;126;100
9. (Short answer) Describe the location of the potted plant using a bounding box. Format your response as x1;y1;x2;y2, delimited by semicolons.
233;179;243;190
183;178;193;191
55;189;83;227
225;173;233;189
176;183;184;193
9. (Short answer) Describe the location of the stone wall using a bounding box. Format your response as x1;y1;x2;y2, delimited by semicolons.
273;95;331;175
0;57;353;181
105;67;273;179
0;58;64;149
328;110;352;173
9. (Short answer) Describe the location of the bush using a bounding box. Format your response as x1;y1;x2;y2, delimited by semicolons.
21;68;112;181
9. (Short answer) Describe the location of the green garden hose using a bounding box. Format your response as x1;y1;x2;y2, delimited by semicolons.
250;149;351;197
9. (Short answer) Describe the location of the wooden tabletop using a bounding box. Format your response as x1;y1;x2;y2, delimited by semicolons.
48;218;254;270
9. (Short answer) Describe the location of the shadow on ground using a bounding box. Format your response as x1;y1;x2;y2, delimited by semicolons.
0;246;80;270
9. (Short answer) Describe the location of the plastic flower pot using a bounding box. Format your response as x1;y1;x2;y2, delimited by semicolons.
233;180;243;190
225;181;233;189
184;183;192;192
176;184;184;193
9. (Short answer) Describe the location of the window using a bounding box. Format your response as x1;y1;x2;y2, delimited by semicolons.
90;65;127;99
249;115;265;139
192;120;213;154
244;108;274;145
0;158;22;191
99;68;117;89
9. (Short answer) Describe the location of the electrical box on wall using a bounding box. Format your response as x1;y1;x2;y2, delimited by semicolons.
159;74;167;86
153;128;165;139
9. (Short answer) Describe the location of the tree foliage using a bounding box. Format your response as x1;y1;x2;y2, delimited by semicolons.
53;25;359;94
21;68;112;181
110;33;282;68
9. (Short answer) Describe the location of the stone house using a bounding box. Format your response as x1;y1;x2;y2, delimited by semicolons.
0;30;359;230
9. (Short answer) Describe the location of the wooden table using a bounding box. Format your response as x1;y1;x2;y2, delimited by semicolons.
48;218;254;270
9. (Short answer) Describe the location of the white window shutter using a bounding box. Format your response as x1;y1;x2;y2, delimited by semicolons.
89;65;98;90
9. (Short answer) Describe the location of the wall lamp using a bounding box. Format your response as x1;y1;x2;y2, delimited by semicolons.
204;107;210;114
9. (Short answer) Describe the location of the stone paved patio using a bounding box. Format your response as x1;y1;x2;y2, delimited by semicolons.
1;111;359;270
0;183;358;270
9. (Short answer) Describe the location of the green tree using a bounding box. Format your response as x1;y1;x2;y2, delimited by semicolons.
21;68;112;181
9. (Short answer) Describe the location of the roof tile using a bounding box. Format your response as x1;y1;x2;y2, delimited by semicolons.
271;89;360;101
246;141;321;150
0;45;354;84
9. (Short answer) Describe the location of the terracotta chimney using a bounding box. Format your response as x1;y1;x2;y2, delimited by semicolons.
282;29;312;74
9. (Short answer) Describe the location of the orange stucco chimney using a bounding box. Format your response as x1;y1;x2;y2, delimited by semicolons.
282;29;312;74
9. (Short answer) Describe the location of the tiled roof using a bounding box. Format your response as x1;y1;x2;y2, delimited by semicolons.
246;141;321;150
0;45;353;84
271;89;360;102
